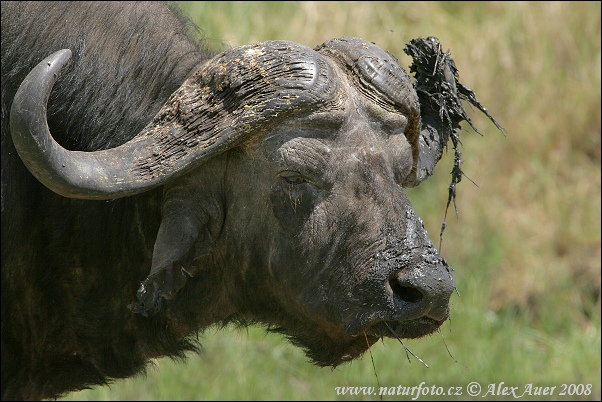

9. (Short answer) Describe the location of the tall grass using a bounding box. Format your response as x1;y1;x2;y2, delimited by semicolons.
64;2;600;400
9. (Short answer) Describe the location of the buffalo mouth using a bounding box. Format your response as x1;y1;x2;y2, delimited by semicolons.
371;316;447;340
276;312;449;368
341;315;448;362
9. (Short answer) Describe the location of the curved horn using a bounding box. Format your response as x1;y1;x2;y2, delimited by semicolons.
10;42;340;200
314;36;504;189
315;37;422;187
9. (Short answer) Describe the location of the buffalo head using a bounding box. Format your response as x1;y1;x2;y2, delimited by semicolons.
10;37;501;366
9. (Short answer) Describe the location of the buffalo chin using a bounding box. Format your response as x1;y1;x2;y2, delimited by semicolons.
269;316;446;368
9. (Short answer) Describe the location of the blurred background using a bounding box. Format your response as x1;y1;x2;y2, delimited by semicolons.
65;1;600;400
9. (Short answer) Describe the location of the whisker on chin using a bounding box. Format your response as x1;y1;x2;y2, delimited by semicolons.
385;322;430;368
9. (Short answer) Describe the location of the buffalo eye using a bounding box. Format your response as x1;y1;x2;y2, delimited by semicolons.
280;171;308;185
285;176;306;185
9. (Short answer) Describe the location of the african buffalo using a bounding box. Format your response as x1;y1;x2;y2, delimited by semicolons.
1;1;502;400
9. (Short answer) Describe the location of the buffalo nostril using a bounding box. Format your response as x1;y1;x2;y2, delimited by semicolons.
389;277;423;303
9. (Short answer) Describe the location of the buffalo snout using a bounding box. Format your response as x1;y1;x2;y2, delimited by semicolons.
389;260;455;322
374;204;455;333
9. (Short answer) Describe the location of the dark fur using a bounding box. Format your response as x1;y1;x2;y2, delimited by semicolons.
1;2;215;399
1;3;463;400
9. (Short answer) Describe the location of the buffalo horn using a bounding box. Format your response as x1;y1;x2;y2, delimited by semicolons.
315;36;505;189
10;42;340;200
315;37;422;188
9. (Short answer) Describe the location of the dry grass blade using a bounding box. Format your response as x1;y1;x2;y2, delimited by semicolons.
437;328;457;363
384;322;429;368
364;330;382;401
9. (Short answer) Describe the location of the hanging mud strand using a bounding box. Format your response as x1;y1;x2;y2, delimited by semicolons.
404;37;506;249
384;322;429;368
439;144;464;251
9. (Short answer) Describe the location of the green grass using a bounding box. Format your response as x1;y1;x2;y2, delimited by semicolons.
63;1;600;400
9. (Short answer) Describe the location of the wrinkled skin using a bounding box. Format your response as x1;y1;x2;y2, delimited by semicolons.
3;3;489;398
161;64;455;366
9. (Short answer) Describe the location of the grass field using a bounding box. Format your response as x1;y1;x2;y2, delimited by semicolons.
63;2;600;400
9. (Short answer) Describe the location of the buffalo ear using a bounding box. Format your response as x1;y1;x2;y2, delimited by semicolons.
128;174;222;317
403;36;505;187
